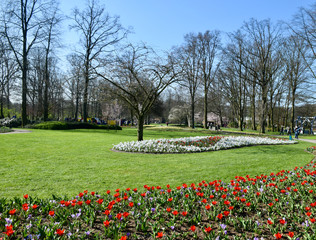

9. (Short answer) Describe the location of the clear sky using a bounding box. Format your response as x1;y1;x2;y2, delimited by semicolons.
59;0;315;60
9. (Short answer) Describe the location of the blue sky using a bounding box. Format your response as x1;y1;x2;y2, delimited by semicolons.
59;0;315;57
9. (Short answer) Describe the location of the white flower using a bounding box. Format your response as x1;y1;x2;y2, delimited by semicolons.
112;136;296;153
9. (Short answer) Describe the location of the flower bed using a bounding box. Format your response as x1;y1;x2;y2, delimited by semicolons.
1;160;315;239
112;136;296;153
307;146;316;153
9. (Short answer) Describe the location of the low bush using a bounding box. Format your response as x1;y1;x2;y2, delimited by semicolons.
0;118;22;128
32;121;122;130
0;126;13;133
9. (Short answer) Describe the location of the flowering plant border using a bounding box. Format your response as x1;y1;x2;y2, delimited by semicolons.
1;159;315;239
306;146;316;153
112;136;297;154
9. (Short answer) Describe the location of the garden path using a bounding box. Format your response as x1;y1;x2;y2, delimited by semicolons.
298;138;316;144
0;129;32;134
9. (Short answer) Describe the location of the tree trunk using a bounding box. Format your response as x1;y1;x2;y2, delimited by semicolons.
43;55;49;121
6;80;10;118
137;114;144;141
83;76;89;123
22;52;28;127
191;95;195;129
238;75;243;131
74;94;79;121
238;116;243;131
260;88;268;134
251;81;256;130
203;85;208;128
291;88;296;131
21;22;28;127
83;52;90;122
0;89;4;119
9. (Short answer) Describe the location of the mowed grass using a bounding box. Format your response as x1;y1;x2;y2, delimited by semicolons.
0;127;314;199
299;135;316;139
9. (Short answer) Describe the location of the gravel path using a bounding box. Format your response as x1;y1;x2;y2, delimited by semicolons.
0;129;32;134
298;138;316;144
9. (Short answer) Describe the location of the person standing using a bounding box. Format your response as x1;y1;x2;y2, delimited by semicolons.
288;128;293;140
280;126;284;135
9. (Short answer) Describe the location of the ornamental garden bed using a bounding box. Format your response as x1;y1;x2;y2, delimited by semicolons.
112;136;296;154
1;158;315;239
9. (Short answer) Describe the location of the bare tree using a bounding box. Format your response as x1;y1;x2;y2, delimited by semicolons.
290;4;316;80
1;0;49;126
69;0;127;123
66;54;84;120
174;33;202;128
96;44;178;141
242;19;283;133
42;2;62;121
284;35;309;131
196;30;221;128
0;39;18;118
221;30;249;131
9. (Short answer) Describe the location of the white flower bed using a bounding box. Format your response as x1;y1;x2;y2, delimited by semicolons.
112;136;296;153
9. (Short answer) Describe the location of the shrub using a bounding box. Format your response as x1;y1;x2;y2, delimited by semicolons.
0;126;13;133
0;118;22;128
32;121;122;130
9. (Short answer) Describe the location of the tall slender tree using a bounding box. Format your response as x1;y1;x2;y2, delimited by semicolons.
284;36;309;131
174;33;201;128
221;30;248;131
70;0;127;122
42;2;62;121
290;4;316;80
242;19;283;133
196;30;221;128
2;0;49;126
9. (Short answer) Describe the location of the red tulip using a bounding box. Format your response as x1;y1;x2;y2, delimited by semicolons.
156;232;163;238
274;232;282;239
9;209;16;215
55;229;64;236
103;220;110;227
288;232;294;237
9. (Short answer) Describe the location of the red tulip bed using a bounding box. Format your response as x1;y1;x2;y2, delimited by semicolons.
1;157;316;239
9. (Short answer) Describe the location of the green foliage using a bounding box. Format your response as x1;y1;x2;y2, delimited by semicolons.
2;107;21;118
31;121;122;130
227;121;238;128
0;126;12;133
0;118;22;128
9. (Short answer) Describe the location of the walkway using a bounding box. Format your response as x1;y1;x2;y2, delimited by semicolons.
0;129;32;134
298;138;316;144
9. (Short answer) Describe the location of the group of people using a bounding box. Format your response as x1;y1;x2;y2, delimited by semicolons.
280;126;301;140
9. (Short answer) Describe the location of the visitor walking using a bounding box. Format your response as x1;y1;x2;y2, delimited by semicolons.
280;126;284;135
288;128;293;140
295;127;300;139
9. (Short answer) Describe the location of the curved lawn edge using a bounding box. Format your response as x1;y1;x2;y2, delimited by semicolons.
112;136;298;154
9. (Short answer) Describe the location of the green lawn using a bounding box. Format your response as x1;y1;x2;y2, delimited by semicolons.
299;135;316;140
0;127;314;199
